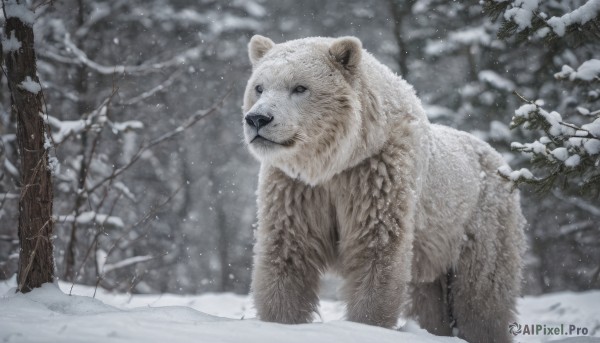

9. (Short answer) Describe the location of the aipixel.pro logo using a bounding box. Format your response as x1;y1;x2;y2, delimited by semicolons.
509;322;589;337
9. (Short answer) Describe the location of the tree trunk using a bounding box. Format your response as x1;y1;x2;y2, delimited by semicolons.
388;0;416;79
3;1;55;293
63;0;89;282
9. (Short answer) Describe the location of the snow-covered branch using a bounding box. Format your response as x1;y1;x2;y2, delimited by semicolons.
555;59;600;83
546;0;600;36
499;90;599;193
62;34;202;75
96;251;154;274
44;96;112;144
56;211;124;229
484;0;600;41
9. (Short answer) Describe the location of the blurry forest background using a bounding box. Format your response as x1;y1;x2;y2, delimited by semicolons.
1;0;598;296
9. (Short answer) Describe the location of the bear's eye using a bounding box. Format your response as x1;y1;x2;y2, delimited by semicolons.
293;85;307;94
255;85;263;94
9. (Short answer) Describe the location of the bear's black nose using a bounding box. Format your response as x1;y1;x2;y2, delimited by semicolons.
245;113;274;130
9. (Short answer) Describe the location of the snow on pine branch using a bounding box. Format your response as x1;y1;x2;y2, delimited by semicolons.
484;0;600;40
502;0;600;35
498;165;534;181
546;0;600;36
555;59;600;82
500;94;600;192
502;0;539;31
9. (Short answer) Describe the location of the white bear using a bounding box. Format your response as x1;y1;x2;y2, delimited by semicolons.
242;35;526;343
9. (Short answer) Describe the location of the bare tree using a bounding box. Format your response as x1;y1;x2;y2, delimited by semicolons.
388;0;417;78
2;0;54;293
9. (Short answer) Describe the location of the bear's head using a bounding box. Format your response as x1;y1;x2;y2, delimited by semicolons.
242;35;385;185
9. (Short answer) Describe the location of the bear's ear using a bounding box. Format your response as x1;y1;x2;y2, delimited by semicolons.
248;35;275;65
329;37;362;72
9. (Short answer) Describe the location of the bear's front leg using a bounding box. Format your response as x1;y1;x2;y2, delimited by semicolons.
335;155;416;328
339;224;413;328
251;167;334;324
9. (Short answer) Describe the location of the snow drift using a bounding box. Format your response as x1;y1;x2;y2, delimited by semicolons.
1;277;599;343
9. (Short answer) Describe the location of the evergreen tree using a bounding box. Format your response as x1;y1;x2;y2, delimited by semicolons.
483;0;600;197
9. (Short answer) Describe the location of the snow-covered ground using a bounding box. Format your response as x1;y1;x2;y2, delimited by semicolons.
1;276;599;343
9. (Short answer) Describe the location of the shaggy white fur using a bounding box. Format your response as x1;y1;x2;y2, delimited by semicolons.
242;35;526;343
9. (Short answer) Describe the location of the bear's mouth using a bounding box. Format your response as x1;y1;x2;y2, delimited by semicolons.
250;135;296;148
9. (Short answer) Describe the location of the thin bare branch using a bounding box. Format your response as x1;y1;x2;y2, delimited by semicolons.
90;183;184;295
86;88;231;194
119;70;183;106
513;90;535;104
